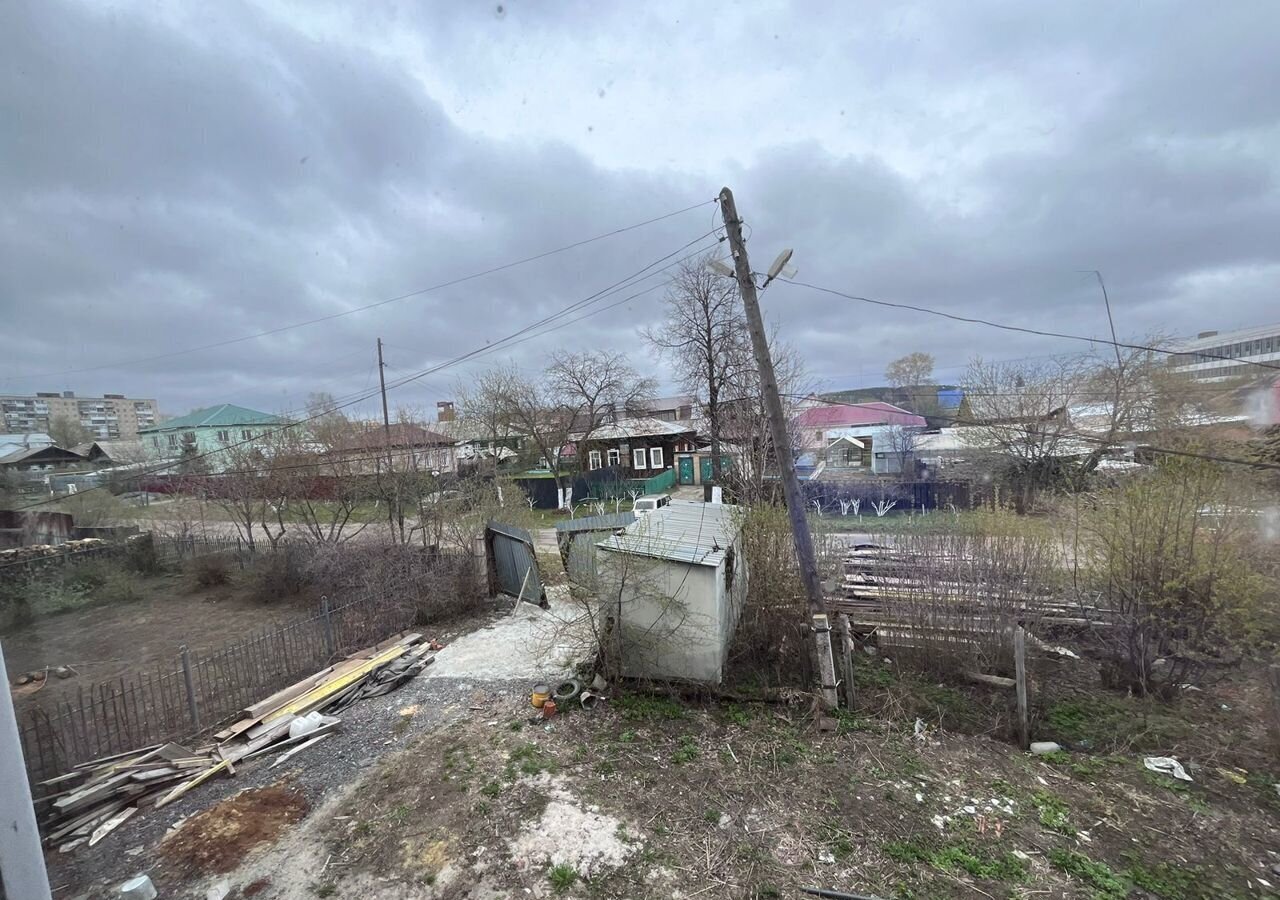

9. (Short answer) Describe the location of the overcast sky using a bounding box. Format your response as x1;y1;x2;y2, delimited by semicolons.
4;1;1279;419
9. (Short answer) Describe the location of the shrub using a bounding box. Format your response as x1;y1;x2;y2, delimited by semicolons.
725;503;841;689
192;554;232;587
1072;459;1271;694
245;546;307;600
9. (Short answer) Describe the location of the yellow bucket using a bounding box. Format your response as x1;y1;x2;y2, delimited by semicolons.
531;683;551;708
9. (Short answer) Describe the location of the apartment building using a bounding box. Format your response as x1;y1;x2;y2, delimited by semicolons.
0;391;159;440
1170;323;1280;382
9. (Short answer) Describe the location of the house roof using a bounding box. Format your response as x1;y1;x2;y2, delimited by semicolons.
139;404;282;433
571;416;695;442
335;424;453;452
0;445;84;466
71;440;145;460
0;433;53;455
794;402;927;429
597;499;743;567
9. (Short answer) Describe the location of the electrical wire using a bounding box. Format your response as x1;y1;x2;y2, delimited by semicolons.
13;229;719;509
780;280;1280;373
5;198;718;384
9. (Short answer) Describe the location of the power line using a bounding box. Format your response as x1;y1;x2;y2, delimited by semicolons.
13;229;718;508
781;280;1280;373
5;198;718;384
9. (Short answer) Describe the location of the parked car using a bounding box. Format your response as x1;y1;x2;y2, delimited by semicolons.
632;494;671;517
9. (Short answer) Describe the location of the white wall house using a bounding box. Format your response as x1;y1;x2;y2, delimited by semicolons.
595;500;748;684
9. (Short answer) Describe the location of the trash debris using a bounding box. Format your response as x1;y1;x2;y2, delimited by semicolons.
119;874;157;899
590;673;608;692
542;699;559;719
532;683;552;708
39;632;434;853
913;718;926;740
1217;766;1248;785
1144;756;1192;782
1030;741;1063;755
553;678;582;703
206;880;232;900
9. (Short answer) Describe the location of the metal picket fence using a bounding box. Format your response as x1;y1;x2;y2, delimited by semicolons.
17;551;476;787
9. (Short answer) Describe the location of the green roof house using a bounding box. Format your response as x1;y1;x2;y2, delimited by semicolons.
138;404;284;473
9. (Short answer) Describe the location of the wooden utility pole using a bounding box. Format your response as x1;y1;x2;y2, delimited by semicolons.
719;186;838;709
377;337;393;469
376;338;402;541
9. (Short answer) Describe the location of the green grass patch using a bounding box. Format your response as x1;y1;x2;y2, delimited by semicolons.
1048;848;1127;900
614;692;687;721
1044;695;1192;752
885;839;1026;883
547;862;578;893
672;735;700;764
1031;789;1075;836
1126;859;1198;900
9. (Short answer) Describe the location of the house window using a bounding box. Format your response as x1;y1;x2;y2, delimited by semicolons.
607;448;620;467
151;437;160;449
242;430;253;441
588;449;602;470
167;434;179;448
649;447;664;469
632;448;648;469
216;430;230;443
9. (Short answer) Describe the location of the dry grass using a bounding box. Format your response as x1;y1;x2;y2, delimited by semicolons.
304;664;1280;900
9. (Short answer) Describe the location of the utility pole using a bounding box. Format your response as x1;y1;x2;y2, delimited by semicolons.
0;641;53;900
718;187;838;710
376;338;402;541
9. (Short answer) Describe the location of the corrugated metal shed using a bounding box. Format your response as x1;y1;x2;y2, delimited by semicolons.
596;500;742;567
554;511;636;536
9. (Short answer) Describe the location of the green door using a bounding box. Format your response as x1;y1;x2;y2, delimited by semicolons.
678;456;694;484
700;457;714;483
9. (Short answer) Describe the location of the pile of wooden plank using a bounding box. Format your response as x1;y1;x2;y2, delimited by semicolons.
38;632;435;852
835;546;1112;627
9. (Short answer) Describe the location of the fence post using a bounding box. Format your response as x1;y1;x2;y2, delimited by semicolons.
836;613;856;710
180;645;200;731
321;595;335;657
1014;624;1029;750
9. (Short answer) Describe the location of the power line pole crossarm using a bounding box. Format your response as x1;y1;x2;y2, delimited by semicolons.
718;186;839;710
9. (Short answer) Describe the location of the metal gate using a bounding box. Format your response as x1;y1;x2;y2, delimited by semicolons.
485;521;545;605
554;511;636;588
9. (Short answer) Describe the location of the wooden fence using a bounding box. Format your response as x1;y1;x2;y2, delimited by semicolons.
17;551;475;786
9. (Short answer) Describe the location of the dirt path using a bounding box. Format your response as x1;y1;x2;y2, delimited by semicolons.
46;671;527;899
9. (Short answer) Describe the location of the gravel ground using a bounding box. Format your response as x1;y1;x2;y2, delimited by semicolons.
45;612;568;898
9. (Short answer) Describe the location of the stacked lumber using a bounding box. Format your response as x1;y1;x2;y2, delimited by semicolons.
39;632;435;852
837;547;1113;627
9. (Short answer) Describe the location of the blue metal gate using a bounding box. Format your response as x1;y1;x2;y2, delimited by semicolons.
485;521;545;605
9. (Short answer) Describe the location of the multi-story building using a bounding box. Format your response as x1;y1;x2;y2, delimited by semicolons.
1170;324;1280;382
0;391;159;441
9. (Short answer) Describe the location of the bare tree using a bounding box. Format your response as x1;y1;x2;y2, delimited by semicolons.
549;349;657;451
720;331;813;504
488;367;578;508
455;365;524;474
48;413;94;448
963;355;1088;512
885;351;935;388
643;255;751;482
882;423;920;477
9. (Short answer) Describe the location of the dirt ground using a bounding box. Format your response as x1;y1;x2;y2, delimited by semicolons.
2;570;313;707
54;649;1280;900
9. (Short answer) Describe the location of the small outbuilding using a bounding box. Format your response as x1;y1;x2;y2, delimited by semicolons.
595;500;748;684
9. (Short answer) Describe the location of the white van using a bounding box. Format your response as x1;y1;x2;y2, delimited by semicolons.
632;494;671;517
